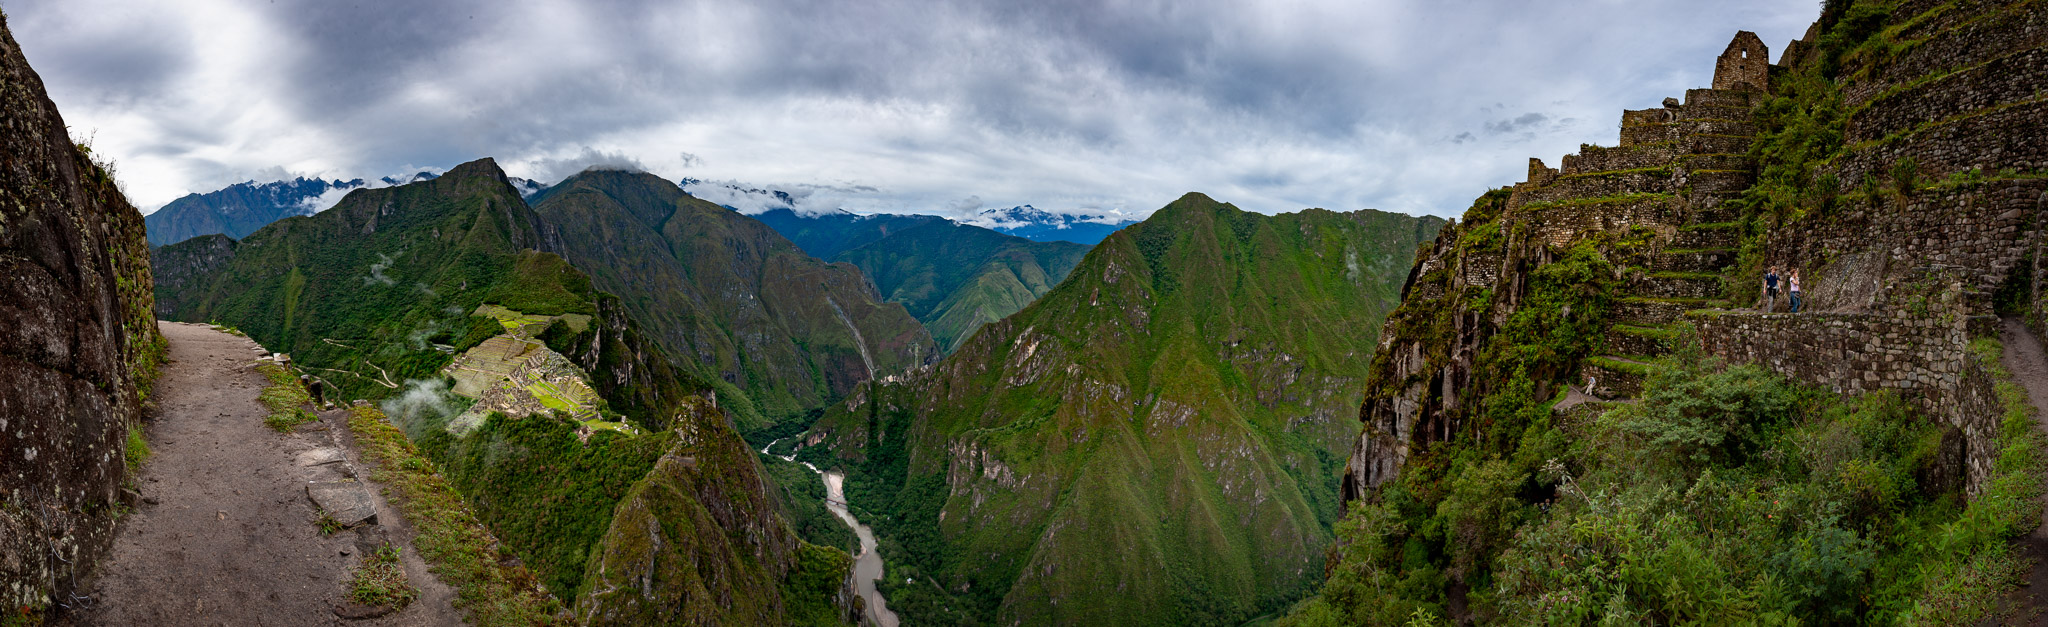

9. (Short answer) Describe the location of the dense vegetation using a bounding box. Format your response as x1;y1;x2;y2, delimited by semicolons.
806;194;1446;625
418;413;673;597
1288;336;2042;624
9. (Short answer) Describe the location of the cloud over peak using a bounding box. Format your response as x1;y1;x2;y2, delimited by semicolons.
10;0;1814;218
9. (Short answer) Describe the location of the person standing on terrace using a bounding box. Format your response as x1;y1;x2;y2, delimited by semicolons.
1788;269;1803;313
1763;266;1780;312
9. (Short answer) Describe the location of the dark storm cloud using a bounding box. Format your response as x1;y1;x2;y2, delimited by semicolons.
5;0;1816;218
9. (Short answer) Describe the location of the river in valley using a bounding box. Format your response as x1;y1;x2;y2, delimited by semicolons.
763;439;899;627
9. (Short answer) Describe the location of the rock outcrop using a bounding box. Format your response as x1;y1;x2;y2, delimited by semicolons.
0;14;165;615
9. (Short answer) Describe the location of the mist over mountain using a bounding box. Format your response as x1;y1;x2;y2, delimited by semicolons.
143;177;365;246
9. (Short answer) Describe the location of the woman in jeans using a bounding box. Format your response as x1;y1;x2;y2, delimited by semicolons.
1789;269;1803;313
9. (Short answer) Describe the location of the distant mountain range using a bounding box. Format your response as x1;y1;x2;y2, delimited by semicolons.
142;170;547;247
681;178;1137;245
963;204;1138;245
143;177;364;246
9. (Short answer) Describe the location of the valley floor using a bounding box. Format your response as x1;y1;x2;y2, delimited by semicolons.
69;322;460;626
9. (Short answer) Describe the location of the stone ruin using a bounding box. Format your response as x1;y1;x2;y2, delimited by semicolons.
1345;5;2048;503
1713;31;1770;92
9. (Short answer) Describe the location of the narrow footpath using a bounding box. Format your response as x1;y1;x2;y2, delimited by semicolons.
2000;317;2048;626
71;322;459;626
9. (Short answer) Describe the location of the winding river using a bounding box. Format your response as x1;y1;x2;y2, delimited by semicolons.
763;439;899;627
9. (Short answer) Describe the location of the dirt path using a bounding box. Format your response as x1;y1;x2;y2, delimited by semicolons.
2000;317;2048;625
70;322;460;626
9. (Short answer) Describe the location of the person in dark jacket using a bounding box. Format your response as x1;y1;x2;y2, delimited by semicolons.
1763;267;1780;312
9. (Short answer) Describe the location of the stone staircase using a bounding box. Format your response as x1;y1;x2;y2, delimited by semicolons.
1506;87;1762;400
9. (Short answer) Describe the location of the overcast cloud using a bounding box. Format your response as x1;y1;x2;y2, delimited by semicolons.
5;0;1815;219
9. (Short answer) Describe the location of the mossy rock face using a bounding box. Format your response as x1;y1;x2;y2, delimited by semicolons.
0;13;165;612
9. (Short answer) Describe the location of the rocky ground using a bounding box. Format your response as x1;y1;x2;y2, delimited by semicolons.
65;322;460;626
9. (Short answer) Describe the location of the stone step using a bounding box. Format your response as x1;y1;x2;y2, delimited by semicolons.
1612;297;1719;325
1581;356;1657;398
1685;88;1759;109
1677;104;1752;122
1672;224;1740;249
1562;144;1679;176
1833;97;2048;185
1679;153;1752;172
1510;169;1680;208
1686;197;1744;224
1689;169;1755;194
1634;271;1723;300
1684;134;1756;155
1650;248;1736;273
1621;123;1683;147
1681;119;1758;137
1604;324;1677;357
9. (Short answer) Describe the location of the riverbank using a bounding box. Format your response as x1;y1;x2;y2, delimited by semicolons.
764;440;899;627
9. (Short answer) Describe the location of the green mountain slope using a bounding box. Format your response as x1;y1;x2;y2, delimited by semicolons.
529;169;937;434
836;220;1090;352
805;193;1445;625
150;159;854;624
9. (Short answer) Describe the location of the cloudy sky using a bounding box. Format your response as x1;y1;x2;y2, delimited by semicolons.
7;0;1814;219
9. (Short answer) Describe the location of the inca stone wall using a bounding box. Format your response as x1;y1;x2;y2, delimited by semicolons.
1343;41;1766;497
0;15;164;615
1347;0;2048;506
1691;268;2000;490
1684;0;2047;496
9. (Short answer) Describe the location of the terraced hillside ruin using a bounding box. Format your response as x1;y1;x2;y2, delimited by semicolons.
1310;1;2048;622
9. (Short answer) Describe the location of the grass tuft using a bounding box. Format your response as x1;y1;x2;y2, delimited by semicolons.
346;543;421;609
343;404;556;625
256;363;318;432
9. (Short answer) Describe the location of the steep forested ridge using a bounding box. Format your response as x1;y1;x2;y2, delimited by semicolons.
805;193;1444;625
530;169;937;434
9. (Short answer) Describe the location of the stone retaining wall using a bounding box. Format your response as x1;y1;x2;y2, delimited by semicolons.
1846;46;2048;144
1769;178;2046;297
1844;2;2048;108
1690;269;2004;493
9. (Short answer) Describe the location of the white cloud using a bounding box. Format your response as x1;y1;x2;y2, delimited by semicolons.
10;0;1817;218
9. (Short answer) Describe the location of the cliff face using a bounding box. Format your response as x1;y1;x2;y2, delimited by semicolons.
0;15;165;614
